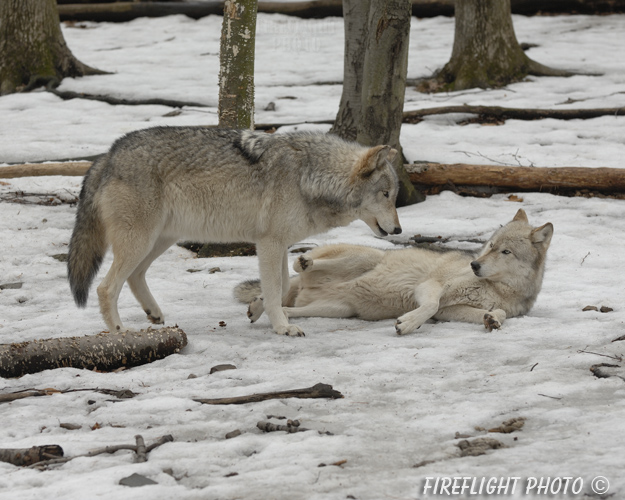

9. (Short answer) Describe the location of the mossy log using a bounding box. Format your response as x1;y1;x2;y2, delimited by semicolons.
0;327;187;378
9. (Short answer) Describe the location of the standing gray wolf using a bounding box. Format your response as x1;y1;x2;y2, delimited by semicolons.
67;127;402;336
235;209;553;334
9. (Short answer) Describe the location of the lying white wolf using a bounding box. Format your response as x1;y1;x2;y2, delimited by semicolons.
235;209;553;334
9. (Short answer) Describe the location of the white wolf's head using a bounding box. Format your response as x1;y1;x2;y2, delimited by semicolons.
351;145;402;237
471;209;553;291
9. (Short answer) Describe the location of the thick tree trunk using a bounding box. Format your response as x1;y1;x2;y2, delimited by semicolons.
433;0;571;91
218;0;257;129
332;0;423;207
0;327;187;378
0;0;105;95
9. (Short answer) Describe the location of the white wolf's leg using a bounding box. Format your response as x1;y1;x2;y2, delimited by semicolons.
97;239;156;332
256;239;304;336
434;306;506;331
247;275;301;323
293;247;382;275
283;300;355;318
395;279;443;335
127;235;177;325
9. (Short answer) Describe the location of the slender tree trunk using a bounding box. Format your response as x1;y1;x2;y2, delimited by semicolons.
434;0;571;91
0;0;105;95
332;0;423;206
218;0;258;129
329;0;370;141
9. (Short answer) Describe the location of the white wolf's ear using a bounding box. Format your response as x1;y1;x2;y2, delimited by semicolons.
531;223;554;248
513;209;528;223
351;145;396;180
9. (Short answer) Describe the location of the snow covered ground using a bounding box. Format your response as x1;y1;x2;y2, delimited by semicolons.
1;10;624;500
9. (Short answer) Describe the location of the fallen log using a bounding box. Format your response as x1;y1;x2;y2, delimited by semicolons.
194;382;343;405
407;163;625;192
4;160;625;194
56;0;625;22
0;327;188;378
28;435;173;469
0;162;91;179
0;445;64;467
403;105;623;122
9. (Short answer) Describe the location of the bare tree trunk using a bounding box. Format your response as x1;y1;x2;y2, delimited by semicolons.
0;0;106;95
329;0;370;141
432;0;571;91
218;0;258;128
332;0;423;206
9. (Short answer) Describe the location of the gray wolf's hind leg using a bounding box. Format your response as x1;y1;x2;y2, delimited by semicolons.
97;236;158;332
127;235;177;324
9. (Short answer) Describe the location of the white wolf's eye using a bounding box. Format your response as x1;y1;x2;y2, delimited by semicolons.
382;191;390;198
502;249;511;255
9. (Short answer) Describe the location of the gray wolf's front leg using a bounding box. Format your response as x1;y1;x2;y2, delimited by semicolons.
256;240;304;337
435;305;507;331
395;280;443;335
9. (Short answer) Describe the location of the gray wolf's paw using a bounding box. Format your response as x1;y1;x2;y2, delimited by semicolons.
247;297;264;322
276;324;305;337
294;255;313;273
484;313;501;331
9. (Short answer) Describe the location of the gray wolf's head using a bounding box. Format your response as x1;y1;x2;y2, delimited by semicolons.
351;145;402;237
471;209;554;285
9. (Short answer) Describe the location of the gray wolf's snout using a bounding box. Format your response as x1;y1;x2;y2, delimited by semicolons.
471;261;480;273
393;227;402;235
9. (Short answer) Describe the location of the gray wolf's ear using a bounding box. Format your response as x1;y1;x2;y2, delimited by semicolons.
513;209;529;223
351;145;395;180
531;223;554;247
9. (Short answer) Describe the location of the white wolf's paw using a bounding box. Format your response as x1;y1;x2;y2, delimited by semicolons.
276;324;306;337
247;297;264;322
145;309;164;325
112;325;137;333
395;318;418;336
484;310;505;332
293;255;313;273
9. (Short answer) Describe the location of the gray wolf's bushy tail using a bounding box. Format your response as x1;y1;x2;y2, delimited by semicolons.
233;279;262;303
67;158;108;307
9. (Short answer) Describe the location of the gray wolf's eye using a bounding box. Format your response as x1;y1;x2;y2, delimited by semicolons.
502;249;511;255
383;191;389;198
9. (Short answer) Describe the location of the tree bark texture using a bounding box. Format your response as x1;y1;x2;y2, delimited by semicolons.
408;163;625;192
0;0;105;95
435;0;571;91
218;0;257;129
0;327;187;378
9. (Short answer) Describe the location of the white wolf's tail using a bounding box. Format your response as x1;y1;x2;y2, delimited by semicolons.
67;158;108;307
233;280;262;304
